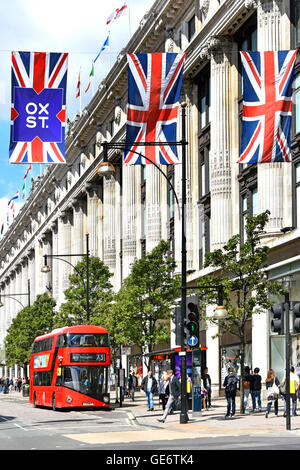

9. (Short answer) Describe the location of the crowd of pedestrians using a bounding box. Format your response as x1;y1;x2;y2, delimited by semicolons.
225;364;300;419
0;377;25;393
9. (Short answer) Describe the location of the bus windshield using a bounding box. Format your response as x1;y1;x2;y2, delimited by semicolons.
56;365;108;398
57;333;109;348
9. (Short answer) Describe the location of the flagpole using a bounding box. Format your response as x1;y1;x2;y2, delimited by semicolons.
127;0;131;37
80;67;82;116
109;30;111;69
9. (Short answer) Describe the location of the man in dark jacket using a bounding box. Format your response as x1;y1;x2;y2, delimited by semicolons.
141;370;158;411
223;367;238;418
250;367;262;412
203;367;212;408
157;370;181;423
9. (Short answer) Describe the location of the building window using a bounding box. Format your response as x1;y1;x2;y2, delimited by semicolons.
188;15;196;41
197;65;211;269
292;0;300;47
240;186;258;241
199;215;210;268
199;147;210;198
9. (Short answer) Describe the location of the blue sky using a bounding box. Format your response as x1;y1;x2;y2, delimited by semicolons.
0;0;155;226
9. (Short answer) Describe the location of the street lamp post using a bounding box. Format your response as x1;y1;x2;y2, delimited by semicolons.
180;101;188;423
41;233;90;322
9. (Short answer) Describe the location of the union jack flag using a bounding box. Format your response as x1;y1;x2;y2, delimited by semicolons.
238;50;297;163
9;51;68;164
124;52;186;165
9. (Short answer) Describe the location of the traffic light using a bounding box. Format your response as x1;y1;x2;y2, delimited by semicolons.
292;302;300;333
185;296;200;348
270;303;284;334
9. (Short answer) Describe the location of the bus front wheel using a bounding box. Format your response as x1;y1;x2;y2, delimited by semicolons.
33;393;37;408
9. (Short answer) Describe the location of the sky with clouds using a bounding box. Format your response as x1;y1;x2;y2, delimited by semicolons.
0;0;155;229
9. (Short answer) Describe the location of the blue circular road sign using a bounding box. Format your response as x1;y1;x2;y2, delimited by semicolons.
188;335;198;347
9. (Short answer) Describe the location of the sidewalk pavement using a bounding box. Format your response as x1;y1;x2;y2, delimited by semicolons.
113;390;300;437
3;388;300;437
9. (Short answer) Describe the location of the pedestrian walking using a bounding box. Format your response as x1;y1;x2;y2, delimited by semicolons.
202;367;212;408
265;369;280;418
282;366;300;417
201;377;207;411
223;367;238;418
141;370;157;411
17;377;22;393
128;373;138;401
157;369;181;423
158;372;168;410
251;367;262;412
243;366;252;413
3;377;9;394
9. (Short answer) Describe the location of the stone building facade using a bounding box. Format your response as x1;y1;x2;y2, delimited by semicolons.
1;0;300;394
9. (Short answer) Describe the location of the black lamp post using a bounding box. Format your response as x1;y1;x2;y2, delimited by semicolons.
41;233;90;322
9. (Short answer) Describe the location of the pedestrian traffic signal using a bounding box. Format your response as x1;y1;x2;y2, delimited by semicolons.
292;302;300;333
270;303;284;334
185;296;200;348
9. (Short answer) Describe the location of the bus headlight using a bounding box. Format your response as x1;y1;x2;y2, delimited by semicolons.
66;395;72;403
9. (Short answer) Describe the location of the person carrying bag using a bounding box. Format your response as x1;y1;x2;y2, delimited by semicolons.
265;369;280;418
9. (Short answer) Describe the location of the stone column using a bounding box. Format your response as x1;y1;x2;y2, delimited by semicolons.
86;184;100;257
103;175;116;284
209;35;233;250
72;198;85;265
8;272;15;325
15;265;22;318
61;210;72;297
21;256;29;307
41;232;52;294
4;278;10;338
114;166;122;290
28;248;35;305
122;165;137;279
257;0;291;234
51;220;60;307
0;282;6;345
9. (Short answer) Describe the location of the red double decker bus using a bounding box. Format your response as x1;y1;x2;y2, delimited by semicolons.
29;324;110;410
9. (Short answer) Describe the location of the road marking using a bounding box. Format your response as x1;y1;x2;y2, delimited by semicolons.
14;423;28;432
63;429;200;444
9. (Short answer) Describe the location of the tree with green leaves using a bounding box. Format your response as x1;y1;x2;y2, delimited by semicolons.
115;240;181;370
53;256;114;327
4;293;56;379
196;210;285;413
